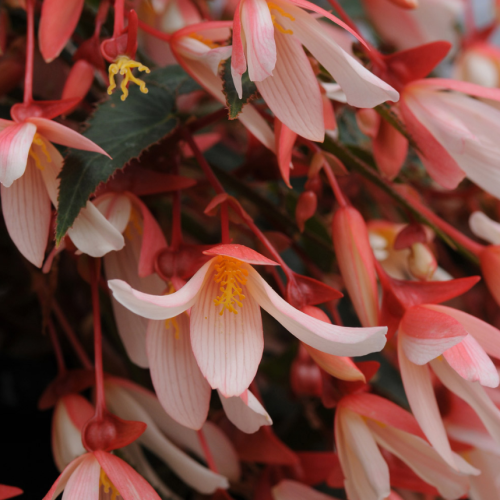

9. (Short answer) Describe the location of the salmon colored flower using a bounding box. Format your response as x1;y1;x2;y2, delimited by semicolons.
108;244;388;397
231;0;399;140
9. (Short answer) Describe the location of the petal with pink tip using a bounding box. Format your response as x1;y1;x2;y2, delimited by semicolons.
443;334;499;388
335;406;391;500
366;420;474;499
275;119;296;188
104;229;166;368
246;267;387;356
469;211;500;245
304;345;365;382
146;315;211;430
190;264;264;396
108;259;213;320
0;485;23;500
0;121;37;187
399;306;467;365
219;389;272;433
240;0;276;82
256;30;324;141
27;118;109;157
1;160;51;267
102;387;229;494
60;453;100;500
204;243;278;265
231;1;247;98
430;356;500;447
277;4;399;108
397;341;458;471
68;201;125;257
62;59;94;104
426;304;500;361
94;451;162;500
94;194;132;235
42;455;88;500
272;480;339;500
39;0;84;62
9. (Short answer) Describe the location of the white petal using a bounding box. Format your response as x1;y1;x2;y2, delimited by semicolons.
469;211;500;245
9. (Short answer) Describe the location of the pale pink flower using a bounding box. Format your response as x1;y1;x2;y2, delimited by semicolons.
231;0;398;141
108;244;387;398
454;44;500;88
335;393;476;500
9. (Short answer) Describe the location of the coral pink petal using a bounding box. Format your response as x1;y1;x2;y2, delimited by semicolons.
60;453;100;500
231;0;246;97
219;389;272;433
426;304;500;361
0;486;23;500
275;119;297;188
68;201;125;257
304;345;365;382
27;118;109;157
256;30;324;141
62;59;94;104
400;92;465;189
39;0;84;62
443;334;499;388
94;451;162;500
1;161;51;268
367;421;473;499
203;244;277;265
247;267;387;356
190;267;264;397
282;4;398;108
373;118;408;180
399;306;468;365
418;77;500;102
42;454;88;500
272;480;340;500
240;0;276;82
397;341;459;471
146;315;211;430
0;121;37;187
431;357;500;447
108;259;213;320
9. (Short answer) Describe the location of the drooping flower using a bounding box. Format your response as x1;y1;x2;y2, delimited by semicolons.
108;244;388;397
231;0;399;140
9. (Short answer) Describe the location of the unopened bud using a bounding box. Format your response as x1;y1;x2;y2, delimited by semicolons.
332;206;379;327
356;108;380;138
296;191;317;232
304;175;322;196
461;50;499;89
408;242;437;280
480;246;500;306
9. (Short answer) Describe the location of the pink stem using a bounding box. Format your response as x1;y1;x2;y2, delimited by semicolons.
323;160;348;208
197;429;219;473
47;319;66;375
137;19;172;42
220;202;230;244
91;258;106;417
170;191;183;251
24;0;35;103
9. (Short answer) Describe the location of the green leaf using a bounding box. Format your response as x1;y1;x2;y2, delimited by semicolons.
221;57;258;120
56;66;199;243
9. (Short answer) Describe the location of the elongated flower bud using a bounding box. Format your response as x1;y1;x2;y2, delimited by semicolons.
296;191;317;232
332;206;379;327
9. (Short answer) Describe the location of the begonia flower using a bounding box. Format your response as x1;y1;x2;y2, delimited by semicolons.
108;244;388;397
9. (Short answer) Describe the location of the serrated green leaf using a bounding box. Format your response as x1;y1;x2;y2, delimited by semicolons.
221;57;258;120
56;66;199;243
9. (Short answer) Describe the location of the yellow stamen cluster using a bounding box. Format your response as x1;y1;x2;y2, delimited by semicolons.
213;256;249;315
107;55;151;101
29;134;51;171
165;318;181;339
268;2;295;35
123;208;143;241
189;33;218;49
100;469;120;500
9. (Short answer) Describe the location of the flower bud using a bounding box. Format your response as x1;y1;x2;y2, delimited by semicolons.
356;108;380;138
408;242;437;280
332;206;379;327
480;246;500;306
295;191;317;232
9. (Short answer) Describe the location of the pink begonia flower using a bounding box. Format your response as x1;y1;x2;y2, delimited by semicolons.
231;0;399;141
43;449;162;500
363;0;463;51
170;22;276;151
400;79;500;198
0;104;108;267
335;393;476;500
108;244;387;398
105;378;241;489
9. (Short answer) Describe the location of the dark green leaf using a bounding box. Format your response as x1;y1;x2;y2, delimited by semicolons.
56;66;199;243
221;57;258;120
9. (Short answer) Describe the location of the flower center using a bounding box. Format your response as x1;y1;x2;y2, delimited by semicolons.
100;468;120;500
268;2;295;35
107;55;151;101
188;33;218;49
213;256;249;315
29;134;51;171
123;207;143;241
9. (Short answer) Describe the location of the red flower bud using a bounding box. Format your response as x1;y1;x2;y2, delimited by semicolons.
295;191;317;232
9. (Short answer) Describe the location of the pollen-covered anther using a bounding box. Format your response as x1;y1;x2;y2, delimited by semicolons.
268;2;295;34
213;256;249;315
100;468;120;500
107;55;151;102
29;133;51;171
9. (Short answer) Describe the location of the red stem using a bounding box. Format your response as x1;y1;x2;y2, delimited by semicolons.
113;0;124;37
24;0;35;103
137;19;172;42
52;301;93;370
47;319;66;375
323;160;348;208
197;429;219;473
170;191;183;251
91;258;106;417
220;202;230;244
